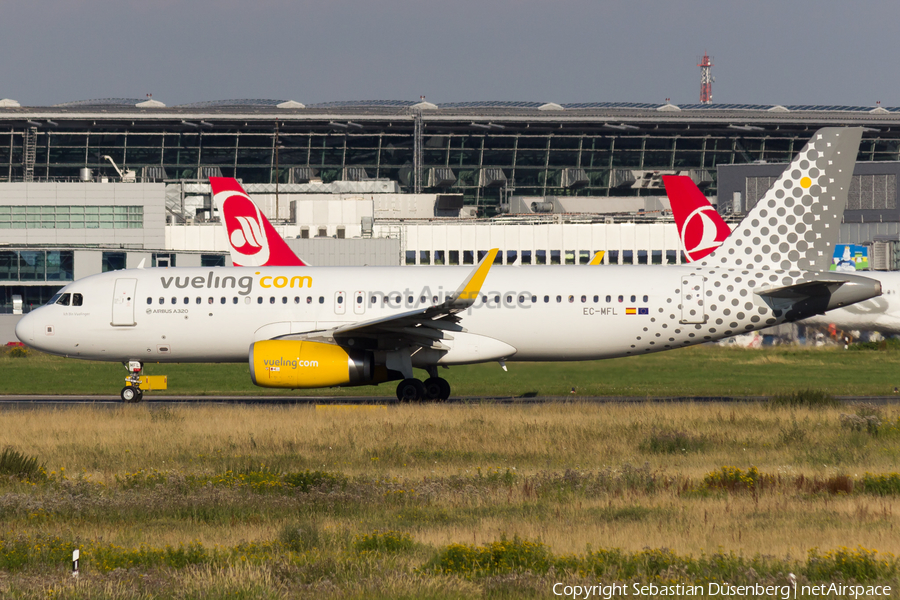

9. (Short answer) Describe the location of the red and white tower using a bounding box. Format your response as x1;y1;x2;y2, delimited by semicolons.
698;52;713;104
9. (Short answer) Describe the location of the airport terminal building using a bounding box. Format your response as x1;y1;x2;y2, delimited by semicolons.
4;97;900;316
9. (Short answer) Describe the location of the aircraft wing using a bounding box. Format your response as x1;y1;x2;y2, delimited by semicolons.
276;249;500;351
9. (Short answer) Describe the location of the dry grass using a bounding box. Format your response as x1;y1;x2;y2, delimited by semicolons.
2;402;900;597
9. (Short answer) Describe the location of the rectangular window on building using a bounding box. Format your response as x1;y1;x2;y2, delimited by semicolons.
420;251;431;265
46;251;74;281
463;251;474;265
550;250;561;265
336;227;345;239
153;253;176;268
621;251;634;265
102;252;127;272
405;251;416;265
300;227;309;239
18;251;45;281
579;251;591;265
448;250;459;265
0;251;17;280
201;254;227;267
564;250;576;265
666;250;678;265
506;251;518;265
434;250;445;265
535;250;546;265
317;227;328;237
521;250;532;265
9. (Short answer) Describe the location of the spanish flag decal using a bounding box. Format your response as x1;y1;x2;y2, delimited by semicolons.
625;307;637;315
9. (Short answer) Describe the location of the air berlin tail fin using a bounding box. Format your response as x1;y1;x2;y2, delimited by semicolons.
210;177;307;267
662;175;731;262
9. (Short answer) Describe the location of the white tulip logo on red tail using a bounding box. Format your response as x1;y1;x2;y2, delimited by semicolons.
216;191;271;266
680;206;731;262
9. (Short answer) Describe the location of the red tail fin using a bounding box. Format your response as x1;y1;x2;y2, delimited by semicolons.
663;175;731;262
210;177;306;267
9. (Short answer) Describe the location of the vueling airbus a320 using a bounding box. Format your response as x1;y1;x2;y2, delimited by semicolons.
15;128;881;402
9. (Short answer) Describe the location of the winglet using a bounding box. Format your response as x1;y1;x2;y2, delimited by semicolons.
588;251;605;266
452;249;499;306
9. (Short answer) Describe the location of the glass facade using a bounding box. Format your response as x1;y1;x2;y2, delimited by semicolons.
3;106;900;216
0;250;74;281
101;252;127;272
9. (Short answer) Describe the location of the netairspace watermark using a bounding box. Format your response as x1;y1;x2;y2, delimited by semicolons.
551;581;893;599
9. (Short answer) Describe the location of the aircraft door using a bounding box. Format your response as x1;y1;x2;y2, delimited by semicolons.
353;290;366;315
112;278;137;326
680;274;707;324
334;291;346;315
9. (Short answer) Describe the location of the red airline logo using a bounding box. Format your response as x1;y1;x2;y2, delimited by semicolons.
209;177;306;267
663;175;731;262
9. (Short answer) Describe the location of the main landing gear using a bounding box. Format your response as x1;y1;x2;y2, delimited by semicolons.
121;360;144;403
395;368;452;402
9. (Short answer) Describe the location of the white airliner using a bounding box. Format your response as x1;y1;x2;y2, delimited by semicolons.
663;174;900;335
15;128;881;402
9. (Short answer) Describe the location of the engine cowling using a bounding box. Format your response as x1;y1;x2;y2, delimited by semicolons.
249;340;375;388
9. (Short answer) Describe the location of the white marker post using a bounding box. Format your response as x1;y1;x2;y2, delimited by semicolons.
72;549;79;579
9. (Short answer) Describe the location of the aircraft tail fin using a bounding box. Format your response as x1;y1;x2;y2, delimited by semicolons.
210;177;307;267
700;127;862;272
662;175;731;262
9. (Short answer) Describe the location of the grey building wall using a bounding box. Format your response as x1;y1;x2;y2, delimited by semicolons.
0;182;166;248
286;238;401;266
718;162;900;223
177;253;202;268
74;250;102;280
0;314;22;344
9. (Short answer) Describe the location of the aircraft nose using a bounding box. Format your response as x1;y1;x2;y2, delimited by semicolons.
14;311;34;344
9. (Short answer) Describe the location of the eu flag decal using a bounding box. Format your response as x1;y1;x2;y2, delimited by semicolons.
638;307;649;315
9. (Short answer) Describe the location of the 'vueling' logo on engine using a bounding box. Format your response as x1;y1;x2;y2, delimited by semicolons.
263;357;319;369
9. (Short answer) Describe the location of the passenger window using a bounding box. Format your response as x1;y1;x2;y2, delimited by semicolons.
57;293;71;306
593;295;599;303
306;297;312;304
257;297;263;304
221;297;226;304
531;295;537;303
494;295;500;303
643;295;648;302
172;297;177;305
196;297;201;304
184;297;189;305
606;295;611;303
370;296;377;305
544;295;549;303
357;295;363;303
407;296;414;304
618;295;623;303
234;297;239;304
518;295;525;303
338;296;344;304
159;297;165;304
72;294;83;306
269;297;275;304
318;297;324;304
507;295;513;304
146;297;152;305
568;295;574;303
244;297;250;304
208;297;213;304
556;295;562;303
294;297;300;304
281;297;287;304
631;295;636;302
420;296;426;303
581;295;587;303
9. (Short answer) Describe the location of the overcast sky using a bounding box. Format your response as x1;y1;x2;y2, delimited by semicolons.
1;0;896;107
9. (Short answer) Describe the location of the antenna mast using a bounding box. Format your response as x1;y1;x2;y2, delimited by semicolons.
698;52;713;104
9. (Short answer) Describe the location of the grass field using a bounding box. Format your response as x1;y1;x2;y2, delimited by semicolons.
3;343;900;397
2;397;900;598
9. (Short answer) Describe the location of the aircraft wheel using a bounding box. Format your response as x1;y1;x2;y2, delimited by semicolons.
424;377;451;401
396;378;425;402
121;386;140;403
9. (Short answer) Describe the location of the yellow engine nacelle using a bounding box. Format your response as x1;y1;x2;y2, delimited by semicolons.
249;340;376;389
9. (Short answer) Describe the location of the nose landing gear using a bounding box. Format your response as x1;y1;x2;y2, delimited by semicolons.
121;360;144;403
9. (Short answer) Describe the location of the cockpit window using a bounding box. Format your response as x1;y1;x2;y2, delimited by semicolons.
72;293;83;307
55;293;71;306
47;293;62;305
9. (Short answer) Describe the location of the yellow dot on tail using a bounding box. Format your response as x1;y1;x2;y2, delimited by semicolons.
800;176;812;188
